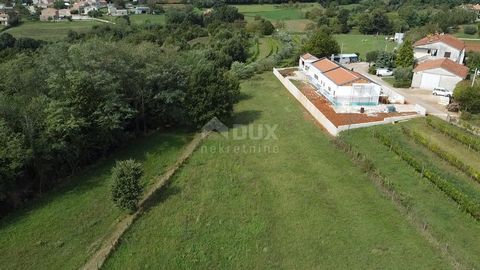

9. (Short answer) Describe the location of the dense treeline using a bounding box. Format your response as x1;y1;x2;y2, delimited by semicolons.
0;4;248;214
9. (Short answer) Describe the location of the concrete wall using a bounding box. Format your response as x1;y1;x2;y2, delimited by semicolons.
274;68;339;136
274;68;424;136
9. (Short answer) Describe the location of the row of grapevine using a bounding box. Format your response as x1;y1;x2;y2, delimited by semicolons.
402;127;480;183
426;117;480;152
373;130;480;220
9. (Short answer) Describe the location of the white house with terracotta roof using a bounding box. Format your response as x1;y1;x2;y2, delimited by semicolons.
411;34;469;90
299;53;381;106
413;34;465;64
411;58;469;91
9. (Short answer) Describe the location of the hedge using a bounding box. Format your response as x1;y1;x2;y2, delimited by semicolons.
426;116;480;152
373;130;480;220
402;126;480;183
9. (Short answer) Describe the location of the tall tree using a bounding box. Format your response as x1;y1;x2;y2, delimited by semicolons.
396;40;414;68
301;29;340;58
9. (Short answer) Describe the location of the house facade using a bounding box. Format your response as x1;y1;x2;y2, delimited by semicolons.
40;8;59;21
411;34;469;90
411;58;469;90
413;34;465;64
299;53;381;106
0;12;9;26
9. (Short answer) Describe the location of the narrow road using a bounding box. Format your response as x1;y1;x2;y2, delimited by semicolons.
347;62;453;120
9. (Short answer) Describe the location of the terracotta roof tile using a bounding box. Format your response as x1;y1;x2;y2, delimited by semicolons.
311;58;339;72
414;58;469;78
413;34;465;51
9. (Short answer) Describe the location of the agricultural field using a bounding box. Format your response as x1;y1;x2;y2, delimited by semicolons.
234;3;320;20
103;72;450;269
102;14;166;25
238;3;318;33
341;117;480;269
0;132;193;269
333;34;396;59
4;21;102;41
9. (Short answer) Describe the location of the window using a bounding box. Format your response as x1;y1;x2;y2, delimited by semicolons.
444;52;451;58
431;50;437;56
301;60;305;66
314;74;318;80
306;66;309;71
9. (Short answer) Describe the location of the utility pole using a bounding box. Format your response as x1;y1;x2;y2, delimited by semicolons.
472;67;478;87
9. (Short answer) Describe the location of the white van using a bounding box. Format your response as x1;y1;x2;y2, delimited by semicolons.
376;68;394;77
432;87;453;97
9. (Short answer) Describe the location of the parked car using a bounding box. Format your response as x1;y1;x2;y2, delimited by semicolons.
376;68;394;77
432;87;453;97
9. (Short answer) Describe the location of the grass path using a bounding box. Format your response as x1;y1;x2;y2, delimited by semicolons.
0;132;193;269
102;73;449;269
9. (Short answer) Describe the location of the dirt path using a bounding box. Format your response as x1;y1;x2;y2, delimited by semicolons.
81;131;210;270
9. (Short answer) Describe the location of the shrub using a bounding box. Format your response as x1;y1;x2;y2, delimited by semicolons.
231;61;255;79
461;111;473;120
464;25;478;35
368;65;376;75
366;50;380;63
111;159;144;212
454;81;480;113
393;67;413;88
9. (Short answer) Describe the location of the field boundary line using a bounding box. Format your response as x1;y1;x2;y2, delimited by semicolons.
81;131;211;270
333;138;463;270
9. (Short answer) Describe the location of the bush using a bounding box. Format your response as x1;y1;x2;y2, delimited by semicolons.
231;61;255;79
111;159;143;212
368;65;376;75
464;25;478;35
460;111;472;120
453;81;480;113
393;67;412;88
365;50;379;63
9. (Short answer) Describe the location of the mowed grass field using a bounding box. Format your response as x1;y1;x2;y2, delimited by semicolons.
0;132;193;269
102;72;449;269
4;21;102;41
341;119;480;269
102;14;166;25
238;3;318;33
334;34;396;59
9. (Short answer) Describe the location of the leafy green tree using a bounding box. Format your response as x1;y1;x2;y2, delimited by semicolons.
301;29;340;58
376;51;395;68
0;119;31;200
466;51;480;70
358;9;391;34
454;82;480;113
53;0;65;9
111;159;143;211
0;33;16;50
366;50;380;63
396;40;414;68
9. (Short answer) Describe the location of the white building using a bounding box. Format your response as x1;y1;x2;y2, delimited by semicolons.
411;58;469;90
411;34;469;90
0;12;9;26
413;34;465;64
299;53;381;106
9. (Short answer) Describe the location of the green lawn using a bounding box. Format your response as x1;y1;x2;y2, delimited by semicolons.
453;24;479;39
103;72;449;269
341;122;480;269
334;34;396;59
102;14;166;25
234;3;320;20
4;21;102;41
0;131;193;269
